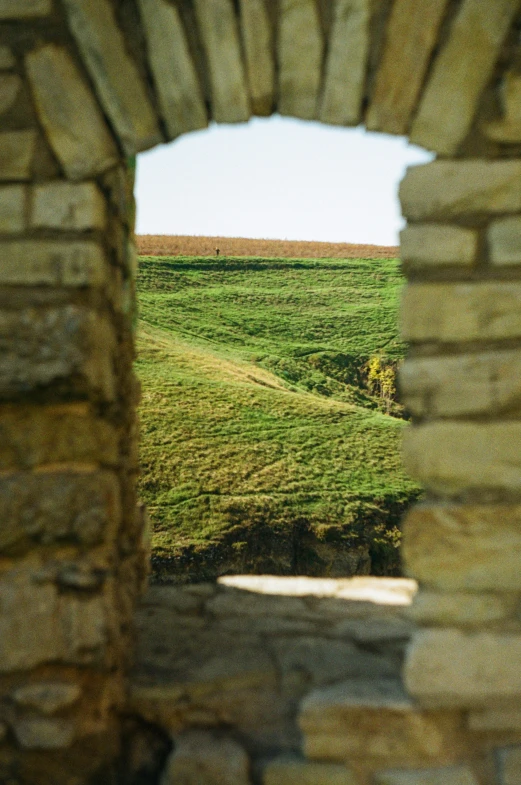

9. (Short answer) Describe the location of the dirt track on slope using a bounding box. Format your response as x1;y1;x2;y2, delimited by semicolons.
136;235;399;259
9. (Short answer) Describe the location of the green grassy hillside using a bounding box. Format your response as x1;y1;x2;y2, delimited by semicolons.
136;256;421;582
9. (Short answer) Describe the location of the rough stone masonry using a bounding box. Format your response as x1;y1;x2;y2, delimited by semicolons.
1;0;521;783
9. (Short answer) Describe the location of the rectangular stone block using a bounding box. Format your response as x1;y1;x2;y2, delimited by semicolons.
0;46;14;68
0;469;120;554
0;130;36;181
403;422;521;495
0;185;25;232
407;591;510;627
239;0;275;116
399;350;521;417
194;0;250;124
26;44;119;181
320;0;370;126
489;216;521;266
401;282;521;343
264;758;356;785
403;504;521;591
0;0;51;17
374;766;478;785
0;305;116;400
300;679;466;766
0;73;21;115
400;160;521;221
469;708;521;732
63;0;161;155
278;0;323;120
400;225;477;268
0;240;108;287
410;0;519;155
31;181;106;230
497;746;521;785
405;629;521;707
0;403;118;470
137;0;207;137
366;0;449;135
0;565;109;671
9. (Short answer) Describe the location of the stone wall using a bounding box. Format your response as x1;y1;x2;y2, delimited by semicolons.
1;0;521;782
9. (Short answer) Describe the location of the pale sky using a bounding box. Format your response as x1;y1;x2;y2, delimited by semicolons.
135;116;432;245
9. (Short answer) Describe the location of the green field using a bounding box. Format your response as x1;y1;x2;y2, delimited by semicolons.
136;256;421;582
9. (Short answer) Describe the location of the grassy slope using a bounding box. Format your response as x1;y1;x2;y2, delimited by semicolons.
136;256;421;580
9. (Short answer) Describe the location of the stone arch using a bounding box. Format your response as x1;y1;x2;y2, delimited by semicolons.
2;0;521;782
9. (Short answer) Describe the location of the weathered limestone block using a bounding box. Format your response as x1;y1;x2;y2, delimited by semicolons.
469;708;521;732
0;470;121;554
0;0;51;17
496;746;521;785
319;0;370;126
0;306;116;400
400;225;477;268
400;160;521;221
410;0;519;154
239;0;274;116
0;46;14;69
403;504;521;591
400;350;521;417
193;0;250;124
264;758;356;785
485;72;521;144
13;717;76;750
489;216;521;266
405;629;521;707
12;682;81;714
278;0;323;120
0;130;36;181
160;731;250;785
366;0;449;135
26;45;118;180
137;0;207;138
31;182;106;230
300;679;465;765
0;186;25;233
0;240;108;287
0;404;118;470
401;282;521;343
374;766;479;785
0;565;108;671
0;73;21;116
62;0;161;155
407;591;511;627
403;422;521;495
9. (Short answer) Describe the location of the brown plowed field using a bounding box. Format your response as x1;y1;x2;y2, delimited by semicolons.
136;235;399;259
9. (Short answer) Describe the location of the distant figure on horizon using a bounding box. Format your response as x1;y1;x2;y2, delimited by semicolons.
216;248;220;256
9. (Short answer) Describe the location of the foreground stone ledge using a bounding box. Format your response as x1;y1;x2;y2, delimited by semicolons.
0;469;121;554
400;161;521;221
403;504;521;591
403;422;521;495
400;350;521;417
401;282;521;343
405;629;521;707
400;225;477;268
0;240;108;287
